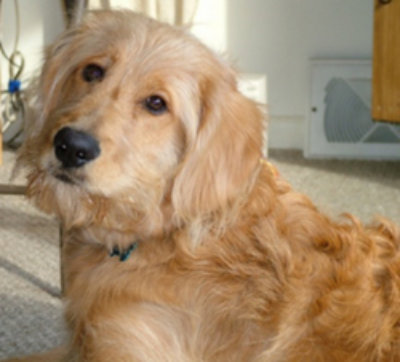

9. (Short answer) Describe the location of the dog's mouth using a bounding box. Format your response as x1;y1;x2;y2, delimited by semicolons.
54;172;75;184
52;169;84;186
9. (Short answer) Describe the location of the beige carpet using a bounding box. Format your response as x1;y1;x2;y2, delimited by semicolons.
0;150;65;359
0;148;399;359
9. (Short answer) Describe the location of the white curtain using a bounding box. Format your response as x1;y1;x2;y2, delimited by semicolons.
88;0;198;26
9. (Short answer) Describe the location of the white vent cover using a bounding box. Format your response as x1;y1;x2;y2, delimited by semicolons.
305;60;400;159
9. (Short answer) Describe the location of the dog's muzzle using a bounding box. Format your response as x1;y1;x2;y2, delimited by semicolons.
53;127;100;168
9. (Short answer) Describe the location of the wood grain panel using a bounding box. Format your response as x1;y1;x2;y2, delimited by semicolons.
372;0;400;123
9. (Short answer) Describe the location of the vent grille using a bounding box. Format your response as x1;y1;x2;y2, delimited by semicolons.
306;60;400;159
323;78;400;144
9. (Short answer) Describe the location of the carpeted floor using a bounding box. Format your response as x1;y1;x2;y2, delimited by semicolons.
0;148;399;359
0;150;65;359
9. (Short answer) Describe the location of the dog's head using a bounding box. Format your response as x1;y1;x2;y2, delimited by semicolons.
20;11;264;236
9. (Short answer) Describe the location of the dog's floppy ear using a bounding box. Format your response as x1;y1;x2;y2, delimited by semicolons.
22;26;85;144
17;25;88;171
25;12;111;143
172;67;264;223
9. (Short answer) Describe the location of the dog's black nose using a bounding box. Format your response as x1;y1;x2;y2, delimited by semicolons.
53;127;100;168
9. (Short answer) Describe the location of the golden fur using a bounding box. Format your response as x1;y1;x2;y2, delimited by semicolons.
7;10;400;362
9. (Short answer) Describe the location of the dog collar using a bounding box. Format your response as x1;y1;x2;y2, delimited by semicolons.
109;242;138;262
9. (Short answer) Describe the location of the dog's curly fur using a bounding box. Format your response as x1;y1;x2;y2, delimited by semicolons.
8;10;400;362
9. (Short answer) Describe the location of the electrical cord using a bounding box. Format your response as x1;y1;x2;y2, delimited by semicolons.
0;0;25;147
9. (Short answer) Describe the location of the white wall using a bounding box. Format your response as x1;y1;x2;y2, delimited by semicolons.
227;0;373;149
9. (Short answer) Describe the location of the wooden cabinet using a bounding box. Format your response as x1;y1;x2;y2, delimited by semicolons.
372;0;400;123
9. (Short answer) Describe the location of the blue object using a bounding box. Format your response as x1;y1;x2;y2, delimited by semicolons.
109;242;138;262
8;79;21;93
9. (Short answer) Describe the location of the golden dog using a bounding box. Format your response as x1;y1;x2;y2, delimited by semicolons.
8;10;400;362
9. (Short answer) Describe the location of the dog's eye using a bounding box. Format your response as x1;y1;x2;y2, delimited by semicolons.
82;64;105;83
144;95;167;115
